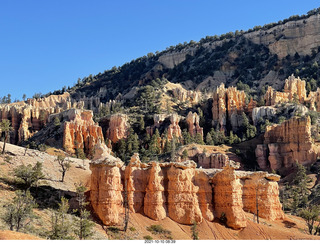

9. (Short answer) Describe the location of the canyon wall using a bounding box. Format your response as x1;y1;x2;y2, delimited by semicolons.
255;116;318;172
90;144;284;229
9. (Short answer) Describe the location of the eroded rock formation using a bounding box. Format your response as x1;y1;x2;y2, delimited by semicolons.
167;114;182;140
186;112;203;138
197;152;230;169
105;114;129;143
264;75;307;106
212;84;246;131
241;172;284;221
62;109;104;155
90;144;284;229
255;116;318;172
211;163;246;229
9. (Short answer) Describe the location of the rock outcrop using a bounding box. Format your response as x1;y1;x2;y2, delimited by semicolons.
62;109;104;155
264;75;307;106
186;112;203;138
89;143;124;225
90;144;284;229
241;172;284;221
255;116;318;172
197;152;230;169
252;106;277;125
167;114;182;140
167;161;203;224
144;162;167;221
212;84;246;131
211;163;246;229
105;114;129;143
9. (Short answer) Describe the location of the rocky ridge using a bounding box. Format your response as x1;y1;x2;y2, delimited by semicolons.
89;143;284;229
255;116;318;172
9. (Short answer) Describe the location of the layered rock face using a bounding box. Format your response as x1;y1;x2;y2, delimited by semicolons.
212;84;246;131
264;75;307;106
62;109;104;155
90;144;284;229
186;112;203;138
211;164;247;229
0;92;96;145
243;14;320;59
252;106;277;125
241;172;284;221
255;116;318;171
144;162;167;221
105;114;129;143
89;143;124;225
197;152;230;169
167;161;203;224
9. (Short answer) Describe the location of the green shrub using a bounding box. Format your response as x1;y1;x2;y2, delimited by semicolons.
143;235;153;240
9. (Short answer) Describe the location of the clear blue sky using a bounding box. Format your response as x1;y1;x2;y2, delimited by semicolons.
1;0;319;101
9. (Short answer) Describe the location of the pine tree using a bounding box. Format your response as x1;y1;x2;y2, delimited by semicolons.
149;129;161;155
182;129;193;145
132;133;140;153
49;197;72;240
73;184;94;240
2;190;37;231
0;119;12;154
13;162;45;191
195;133;204;145
55;155;71;182
170;136;176;161
205;132;213;145
139;115;145;131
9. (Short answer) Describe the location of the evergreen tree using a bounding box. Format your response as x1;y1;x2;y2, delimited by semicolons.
0;119;12;154
170;136;176;161
2;190;37;231
132;133;140;153
194;133;204;145
13;162;45;191
182;149;188;160
182;129;193;145
205;132;214;145
73;184;94;240
299;205;320;235
55;155;71;182
149;129;161;155
49;197;72;240
139;115;145;131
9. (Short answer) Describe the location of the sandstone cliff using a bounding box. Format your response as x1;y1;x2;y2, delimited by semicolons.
90;144;284;229
255;116;318;172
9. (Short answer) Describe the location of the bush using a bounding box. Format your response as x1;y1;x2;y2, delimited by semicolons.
147;225;171;235
143;235;153;240
13;162;45;190
2;190;37;231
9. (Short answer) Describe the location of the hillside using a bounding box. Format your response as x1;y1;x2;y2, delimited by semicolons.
0;142;319;240
51;9;320;103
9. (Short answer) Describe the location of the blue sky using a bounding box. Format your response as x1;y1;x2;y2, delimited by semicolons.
1;0;319;101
